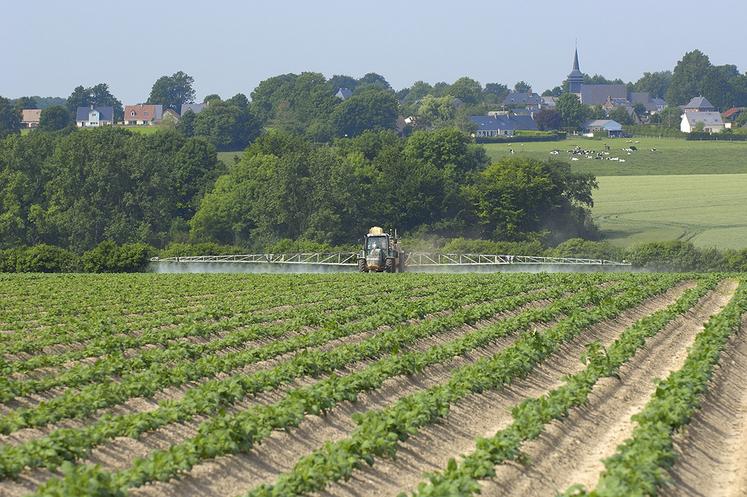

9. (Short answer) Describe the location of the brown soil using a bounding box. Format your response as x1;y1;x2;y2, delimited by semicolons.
473;279;737;497
314;281;697;497
659;314;747;497
120;283;689;497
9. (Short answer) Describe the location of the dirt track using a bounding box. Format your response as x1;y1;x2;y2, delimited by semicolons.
659;314;747;497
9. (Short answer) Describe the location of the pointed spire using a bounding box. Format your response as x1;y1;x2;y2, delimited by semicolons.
573;47;580;72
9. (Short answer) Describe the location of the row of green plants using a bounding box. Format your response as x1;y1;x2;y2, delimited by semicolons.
0;274;536;433
0;276;495;400
565;278;747;497
0;275;438;372
0;276;362;363
404;276;719;497
0;275;615;481
26;276;653;494
239;276;681;497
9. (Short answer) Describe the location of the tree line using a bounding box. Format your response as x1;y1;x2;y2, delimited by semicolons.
0;126;598;254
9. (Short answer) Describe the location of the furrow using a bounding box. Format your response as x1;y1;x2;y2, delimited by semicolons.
659;314;747;497
475;280;736;497
314;281;694;497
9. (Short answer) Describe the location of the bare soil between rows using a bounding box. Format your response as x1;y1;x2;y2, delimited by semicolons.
659;314;747;497
475;279;737;497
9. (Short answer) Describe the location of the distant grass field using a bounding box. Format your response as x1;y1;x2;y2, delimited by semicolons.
483;137;747;176
592;173;747;249
218;151;243;165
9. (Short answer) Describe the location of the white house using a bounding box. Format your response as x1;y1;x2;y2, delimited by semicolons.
583;119;623;137
680;111;725;133
76;106;114;127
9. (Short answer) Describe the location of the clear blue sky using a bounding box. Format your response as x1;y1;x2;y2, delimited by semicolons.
3;0;746;102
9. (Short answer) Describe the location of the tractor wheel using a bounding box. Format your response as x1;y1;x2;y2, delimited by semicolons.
357;259;368;273
385;258;395;273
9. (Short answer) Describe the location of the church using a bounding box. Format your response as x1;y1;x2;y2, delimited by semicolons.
566;49;664;112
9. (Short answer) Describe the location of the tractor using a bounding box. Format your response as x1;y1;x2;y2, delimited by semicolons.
357;227;405;273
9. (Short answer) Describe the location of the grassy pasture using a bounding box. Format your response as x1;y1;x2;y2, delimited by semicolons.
483;137;747;176
592;173;747;248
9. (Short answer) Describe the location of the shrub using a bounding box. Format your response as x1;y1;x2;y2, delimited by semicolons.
82;241;154;273
159;242;244;258
14;245;80;273
440;238;547;256
623;241;704;271
549;238;622;261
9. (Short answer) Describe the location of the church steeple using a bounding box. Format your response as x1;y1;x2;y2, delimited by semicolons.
567;47;584;94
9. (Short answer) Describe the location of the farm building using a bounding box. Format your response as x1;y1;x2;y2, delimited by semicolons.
683;96;716;112
21;109;41;128
180;103;207;115
680;111;725;133
583;119;623;137
335;88;353;100
470;113;537;137
75;106;114;127
502;90;542;110
124;104;163;125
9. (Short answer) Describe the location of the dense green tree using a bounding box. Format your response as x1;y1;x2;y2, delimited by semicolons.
401;81;433;105
331;88;398;137
534;109;562;131
327;75;358;92
14;97;37;112
65;84;123;120
449;77;482;104
0;97;21;138
415;95;458;129
176;109;196;136
39;106;73;131
556;93;589;130
633;71;672;99
403;128;487;172
66;85;91;112
608;107;634;125
193;101;262;150
202;94;221;104
357;72;391;90
465;158;597;242
666;50;712;105
543;86;563;97
483;83;510;101
225;93;249;110
147;71;196;112
514;81;531;92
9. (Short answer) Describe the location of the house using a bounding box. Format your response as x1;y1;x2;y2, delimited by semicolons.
335;88;353;100
180;103;207;115
541;96;558;110
502;90;542;110
76;106;114;127
161;108;180;125
21;109;42;128
470;113;537;137
680;111;725;133
579;84;628;106
723;107;745;122
583;119;623;137
683;96;716;112
629;92;666;113
124;104;163;125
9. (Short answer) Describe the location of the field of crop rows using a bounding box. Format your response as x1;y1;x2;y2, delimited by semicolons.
0;272;746;497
